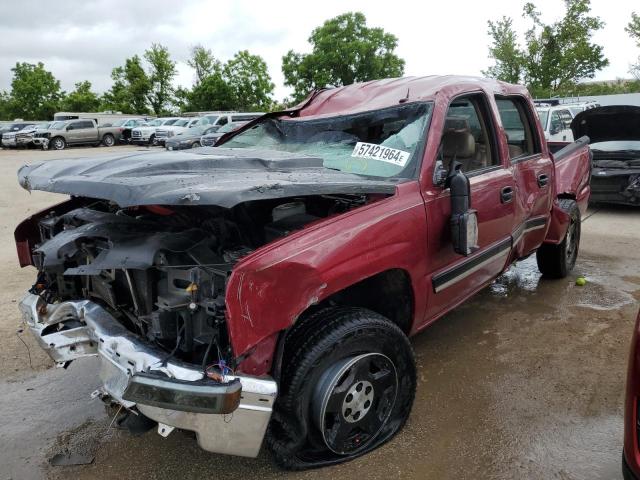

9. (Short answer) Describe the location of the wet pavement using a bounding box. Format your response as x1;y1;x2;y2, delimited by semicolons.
0;148;638;479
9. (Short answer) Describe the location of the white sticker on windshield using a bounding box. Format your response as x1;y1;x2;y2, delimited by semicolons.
351;142;410;167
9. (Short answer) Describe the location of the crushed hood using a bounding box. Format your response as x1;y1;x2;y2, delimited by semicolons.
18;147;398;208
571;105;640;144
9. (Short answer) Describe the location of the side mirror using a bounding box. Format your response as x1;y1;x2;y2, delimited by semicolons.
446;161;479;256
66;126;73;131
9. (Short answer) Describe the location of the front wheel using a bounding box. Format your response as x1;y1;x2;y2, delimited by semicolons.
536;198;581;278
191;141;201;148
267;307;416;469
50;137;65;150
148;134;155;146
102;134;115;147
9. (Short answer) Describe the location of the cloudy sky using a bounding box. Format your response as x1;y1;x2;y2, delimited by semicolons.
0;0;638;101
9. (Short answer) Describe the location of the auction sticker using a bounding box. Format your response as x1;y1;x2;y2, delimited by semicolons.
351;142;410;167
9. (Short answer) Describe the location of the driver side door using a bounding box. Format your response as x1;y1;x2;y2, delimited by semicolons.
422;93;516;321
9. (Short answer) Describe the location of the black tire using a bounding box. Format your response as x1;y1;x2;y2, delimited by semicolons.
267;307;416;470
102;134;115;147
50;136;66;150
536;198;581;278
149;134;155;146
191;141;201;148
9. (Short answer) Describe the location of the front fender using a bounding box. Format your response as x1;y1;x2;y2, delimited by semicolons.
224;183;428;364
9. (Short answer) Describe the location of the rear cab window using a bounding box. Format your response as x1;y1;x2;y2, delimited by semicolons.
495;97;542;161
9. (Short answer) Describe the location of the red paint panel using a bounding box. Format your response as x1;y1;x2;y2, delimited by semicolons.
225;182;429;356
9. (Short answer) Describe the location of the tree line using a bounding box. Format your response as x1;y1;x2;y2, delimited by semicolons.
1;5;639;121
484;0;640;97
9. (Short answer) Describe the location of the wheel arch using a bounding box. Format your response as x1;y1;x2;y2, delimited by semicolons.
238;268;416;378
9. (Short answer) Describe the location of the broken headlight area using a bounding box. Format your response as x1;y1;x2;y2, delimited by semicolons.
26;194;372;368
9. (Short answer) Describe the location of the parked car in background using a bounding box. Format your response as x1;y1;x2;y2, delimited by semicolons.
31;121;65;149
0;122;37;147
564;100;601;117
12;122;51;148
15;76;591;469
199;112;264;131
200;121;249;146
165;125;219;150
131;118;180;145
536;104;575;142
2;123;41;148
105;118;147;143
37;118;124;150
571;105;640;206
154;118;204;146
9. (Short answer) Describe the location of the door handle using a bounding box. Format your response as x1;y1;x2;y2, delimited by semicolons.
537;173;549;187
500;186;513;204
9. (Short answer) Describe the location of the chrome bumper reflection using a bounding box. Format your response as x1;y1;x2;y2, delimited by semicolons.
18;293;277;457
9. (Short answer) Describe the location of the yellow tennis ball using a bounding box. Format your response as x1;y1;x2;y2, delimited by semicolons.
575;277;586;286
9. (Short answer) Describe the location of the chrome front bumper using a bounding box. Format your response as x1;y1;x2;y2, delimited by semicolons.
19;293;277;457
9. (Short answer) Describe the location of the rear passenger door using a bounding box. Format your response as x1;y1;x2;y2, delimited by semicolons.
425;94;515;317
495;97;554;257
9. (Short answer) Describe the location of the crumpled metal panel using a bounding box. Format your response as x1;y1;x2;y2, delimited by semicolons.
35;207;208;273
18;147;397;208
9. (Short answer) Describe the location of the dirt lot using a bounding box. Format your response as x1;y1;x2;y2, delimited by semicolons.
0;146;638;480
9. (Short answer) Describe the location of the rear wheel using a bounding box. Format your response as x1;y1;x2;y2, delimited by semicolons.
50;136;65;150
267;307;416;469
536;198;581;278
102;134;115;147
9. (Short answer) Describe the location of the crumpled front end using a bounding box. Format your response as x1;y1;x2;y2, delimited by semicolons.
19;292;277;457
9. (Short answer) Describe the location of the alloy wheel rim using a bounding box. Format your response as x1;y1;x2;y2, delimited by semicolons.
313;352;398;455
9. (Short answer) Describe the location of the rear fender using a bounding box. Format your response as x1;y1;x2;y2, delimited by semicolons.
543;201;571;245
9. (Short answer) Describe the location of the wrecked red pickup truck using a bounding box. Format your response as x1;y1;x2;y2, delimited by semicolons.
15;76;590;469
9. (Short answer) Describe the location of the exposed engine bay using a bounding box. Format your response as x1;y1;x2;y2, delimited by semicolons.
28;194;371;369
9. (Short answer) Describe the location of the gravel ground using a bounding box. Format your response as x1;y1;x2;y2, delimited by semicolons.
0;146;637;480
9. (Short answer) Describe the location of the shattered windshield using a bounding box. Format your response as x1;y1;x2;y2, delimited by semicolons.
222;102;433;178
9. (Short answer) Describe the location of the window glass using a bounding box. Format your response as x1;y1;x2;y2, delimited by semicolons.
550;112;562;132
559;110;573;129
495;97;540;160
439;96;497;173
536;109;549;130
224;102;432;179
77;120;93;129
217;116;229;126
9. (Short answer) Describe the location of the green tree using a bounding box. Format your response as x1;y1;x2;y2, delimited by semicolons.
188;72;236;111
60;81;101;112
483;17;523;84
6;62;63;119
282;12;405;102
224;50;274;111
0;91;11;120
627;12;640;80
188;45;221;84
144;43;176;115
102;55;150;114
484;0;609;97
